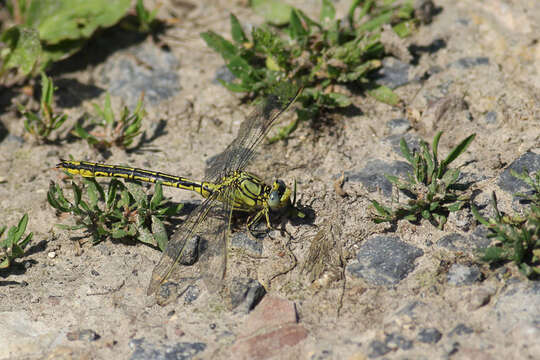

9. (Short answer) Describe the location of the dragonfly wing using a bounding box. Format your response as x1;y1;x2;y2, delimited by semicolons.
205;85;301;180
147;193;221;296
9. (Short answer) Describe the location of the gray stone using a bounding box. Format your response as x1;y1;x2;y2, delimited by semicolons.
448;323;474;337
101;43;180;109
129;338;206;360
417;327;442;343
177;235;200;266
373;57;411;89
386;118;411;135
498;152;540;193
183;285;201;304
447;264;481;286
484;111;497;124
230;232;263;256
449;57;490;69
345;160;412;197
384;332;413;350
213;65;235;84
383;133;422;156
494;281;540;329
230;277;266;313
368;339;391;358
347;236;424;285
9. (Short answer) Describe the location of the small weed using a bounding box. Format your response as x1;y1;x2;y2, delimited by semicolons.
472;170;540;279
371;131;476;229
72;93;145;151
48;177;182;251
135;0;160;33
0;214;33;269
18;72;67;143
202;0;418;140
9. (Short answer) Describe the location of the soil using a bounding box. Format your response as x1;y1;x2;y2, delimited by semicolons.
0;0;539;359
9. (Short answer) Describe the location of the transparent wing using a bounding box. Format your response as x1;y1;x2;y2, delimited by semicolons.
147;192;225;295
205;85;301;181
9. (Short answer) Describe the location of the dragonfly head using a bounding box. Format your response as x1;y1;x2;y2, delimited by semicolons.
267;179;292;210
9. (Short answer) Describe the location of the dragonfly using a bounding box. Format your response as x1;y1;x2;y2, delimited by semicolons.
57;84;303;297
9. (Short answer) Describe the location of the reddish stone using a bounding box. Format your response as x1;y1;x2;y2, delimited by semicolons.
240;295;298;337
231;323;308;360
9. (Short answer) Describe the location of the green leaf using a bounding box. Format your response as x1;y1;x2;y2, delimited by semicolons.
367;85;400;105
150;182;164;210
201;31;238;61
251;0;293;26
137;227;156;246
218;79;252;92
151;216;168;251
439;133;476;178
399;138;413;163
230;13;248;44
320;0;336;24
125;182;146;206
26;0;131;45
0;25;41;75
11;214;29;243
289;9;309;40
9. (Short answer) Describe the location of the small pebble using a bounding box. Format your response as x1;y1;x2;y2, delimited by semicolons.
48;251;56;259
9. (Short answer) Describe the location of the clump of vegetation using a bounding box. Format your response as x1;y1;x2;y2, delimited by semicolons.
472;170;540;279
48;177;182;251
18;72;67;142
0;0;159;80
371;131;476;229
0;214;33;269
203;0;419;140
72;93;145;151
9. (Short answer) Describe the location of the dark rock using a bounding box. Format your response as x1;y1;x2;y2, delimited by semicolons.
129;338;206;360
449;57;490;69
382;133;422;156
384;332;413;350
177;235;200;266
183;285;201;304
447;264;481;286
417;327;442;344
498;152;540;193
373;57;411;89
347;236;424;285
213;65;235;84
368;340;391;358
448;323;474;337
230;277;266;313
345;160;412;197
230;232;263;256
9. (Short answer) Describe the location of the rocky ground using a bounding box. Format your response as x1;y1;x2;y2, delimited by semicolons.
0;0;539;359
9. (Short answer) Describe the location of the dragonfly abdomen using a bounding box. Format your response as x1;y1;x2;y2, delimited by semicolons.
57;160;211;196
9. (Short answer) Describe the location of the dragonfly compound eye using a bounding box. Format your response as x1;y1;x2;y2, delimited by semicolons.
268;180;289;210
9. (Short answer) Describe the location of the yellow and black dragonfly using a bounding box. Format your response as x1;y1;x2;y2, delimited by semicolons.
57;84;303;297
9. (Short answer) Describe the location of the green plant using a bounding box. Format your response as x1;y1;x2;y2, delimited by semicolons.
0;25;41;79
0;214;33;269
202;0;417;141
472;171;540;279
47;177;182;250
371;131;476;229
135;0;160;32
72;93;145;150
3;0;131;71
18;72;67;142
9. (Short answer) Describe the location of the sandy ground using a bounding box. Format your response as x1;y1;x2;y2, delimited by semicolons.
0;0;539;359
